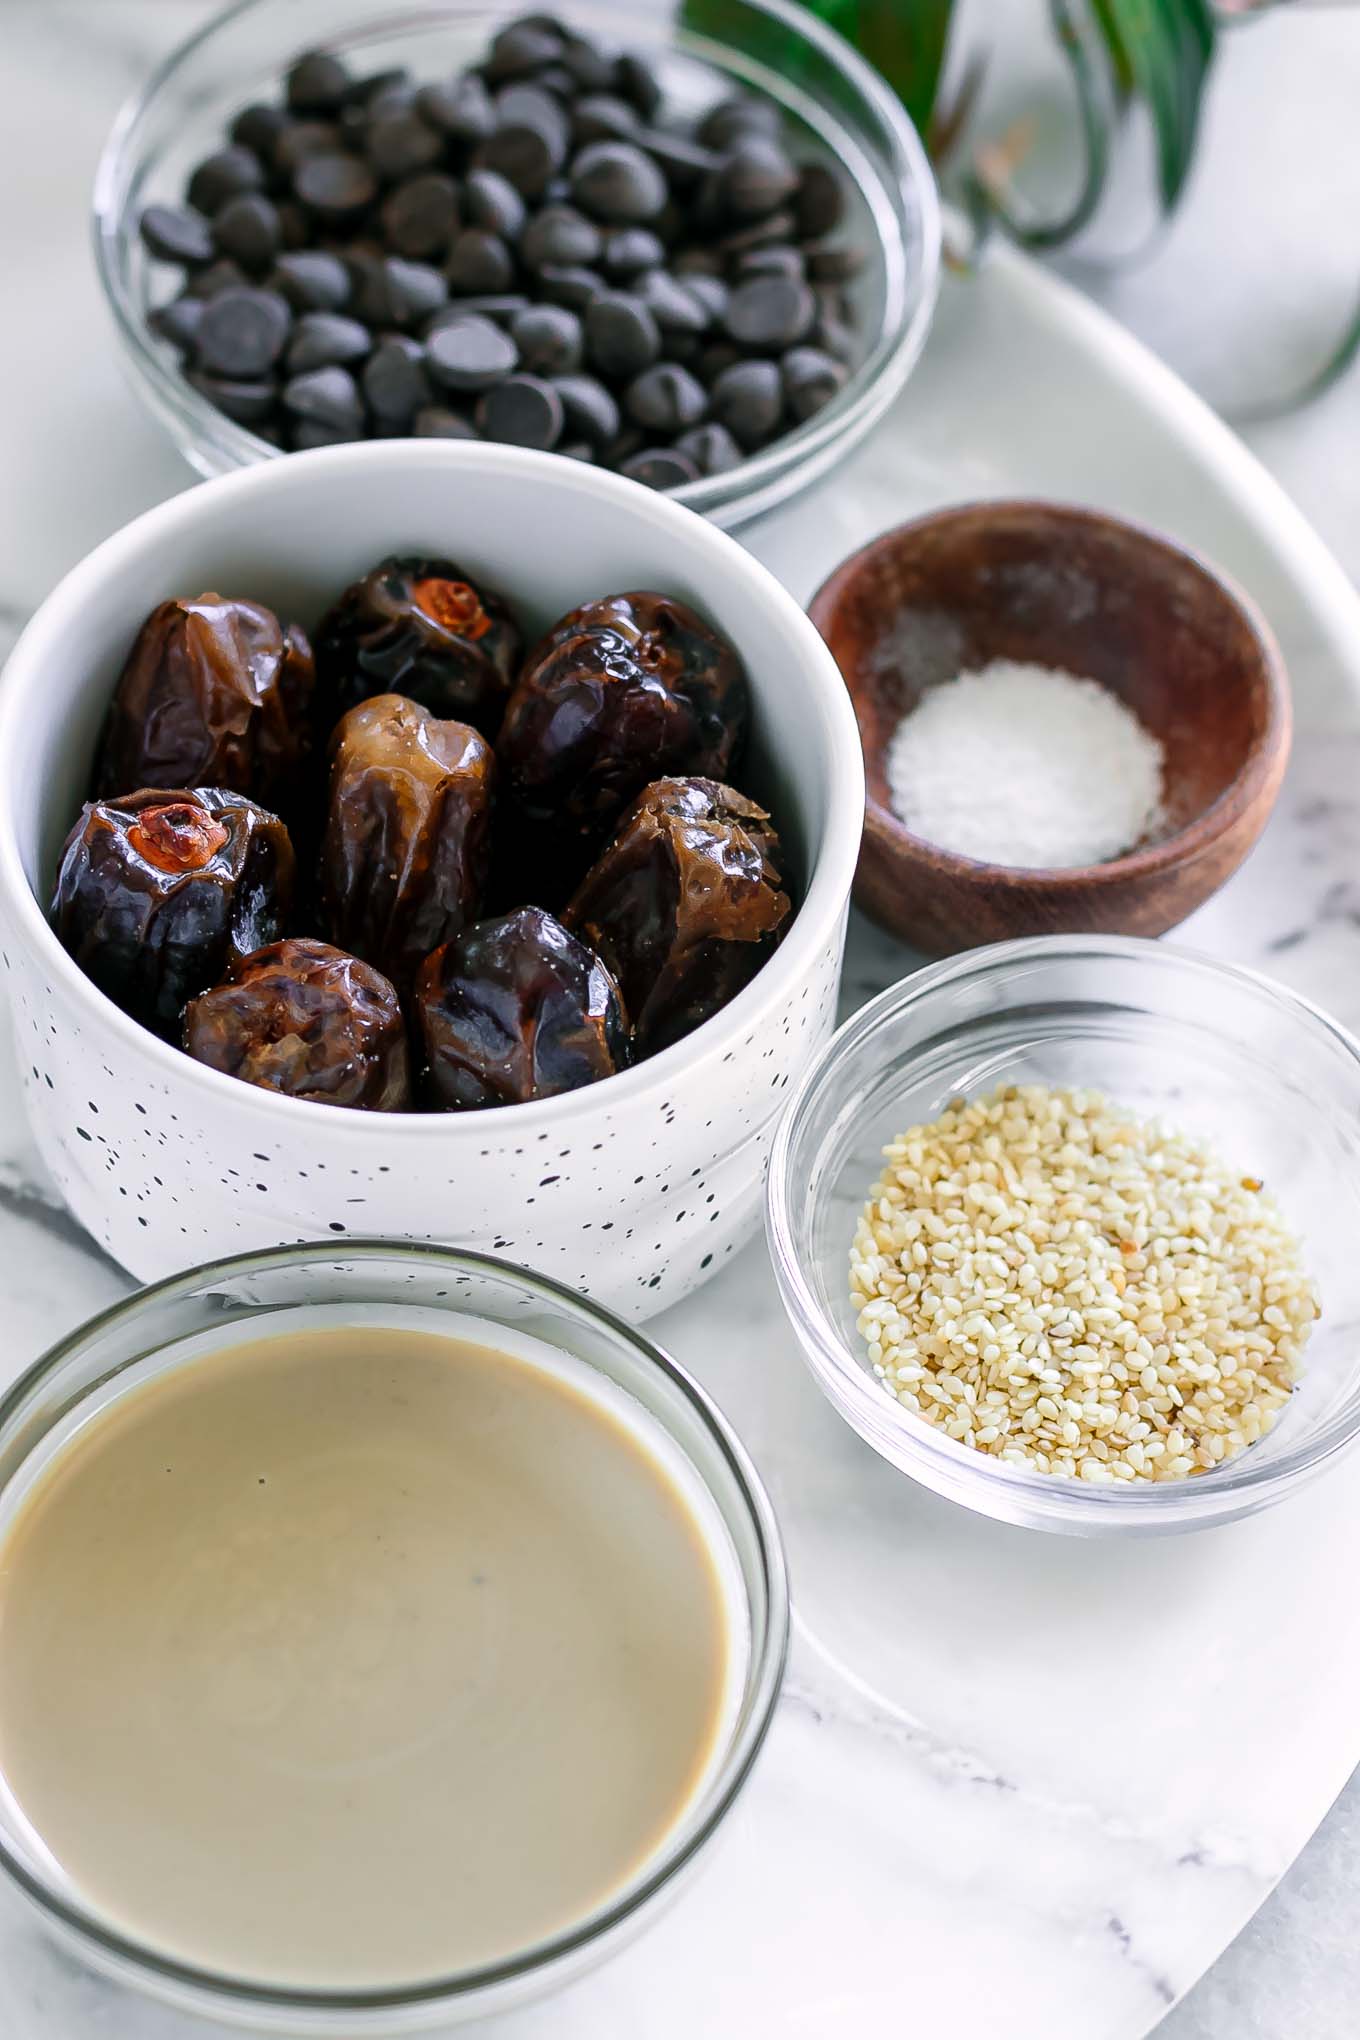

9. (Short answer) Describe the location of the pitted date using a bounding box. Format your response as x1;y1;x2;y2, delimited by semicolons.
94;594;314;810
184;938;410;1109
415;905;629;1110
321;693;494;995
51;787;295;1036
496;592;748;850
566;775;789;1056
313;556;521;738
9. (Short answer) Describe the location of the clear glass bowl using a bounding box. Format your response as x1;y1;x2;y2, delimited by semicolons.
92;0;939;530
766;935;1360;1537
0;1243;787;2032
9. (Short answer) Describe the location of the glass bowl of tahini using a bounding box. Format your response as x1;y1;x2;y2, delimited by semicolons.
0;1243;786;2029
766;934;1360;1537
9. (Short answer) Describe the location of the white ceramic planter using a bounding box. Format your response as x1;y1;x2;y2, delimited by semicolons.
0;443;862;1318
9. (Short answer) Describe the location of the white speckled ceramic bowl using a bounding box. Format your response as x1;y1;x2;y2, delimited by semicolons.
0;443;862;1318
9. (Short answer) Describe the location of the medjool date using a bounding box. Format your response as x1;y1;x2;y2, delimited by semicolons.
51;788;295;1036
184;938;410;1108
94;594;314;810
565;775;788;1056
321;694;494;995
415;905;628;1108
313;556;522;737
496;591;747;853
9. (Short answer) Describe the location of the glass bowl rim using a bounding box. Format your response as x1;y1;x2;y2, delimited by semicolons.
90;0;942;518
0;1237;790;2012
765;931;1360;1527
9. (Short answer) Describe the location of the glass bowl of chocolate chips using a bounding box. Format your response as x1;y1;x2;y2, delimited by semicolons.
93;0;939;528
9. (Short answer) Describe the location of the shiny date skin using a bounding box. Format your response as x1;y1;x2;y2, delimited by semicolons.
184;937;411;1109
50;787;296;1037
495;592;749;857
566;775;789;1057
321;693;494;996
313;556;522;738
94;593;314;813
415;904;629;1109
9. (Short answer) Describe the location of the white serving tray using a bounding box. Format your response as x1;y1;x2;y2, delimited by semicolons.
4;243;1360;2039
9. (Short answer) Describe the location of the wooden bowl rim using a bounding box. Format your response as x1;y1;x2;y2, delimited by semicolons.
807;497;1292;893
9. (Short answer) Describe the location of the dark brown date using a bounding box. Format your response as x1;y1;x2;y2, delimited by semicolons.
51;787;295;1037
320;693;494;996
184;938;410;1109
565;775;789;1057
313;556;521;738
415;905;629;1110
495;591;748;854
94;594;314;811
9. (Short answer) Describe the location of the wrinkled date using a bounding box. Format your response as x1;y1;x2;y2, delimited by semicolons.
314;556;521;738
51;787;295;1036
184;938;410;1109
566;775;789;1056
496;592;749;853
416;905;629;1109
321;693;494;995
94;593;314;812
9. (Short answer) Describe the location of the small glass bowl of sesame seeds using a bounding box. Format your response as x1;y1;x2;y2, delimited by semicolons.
766;934;1360;1535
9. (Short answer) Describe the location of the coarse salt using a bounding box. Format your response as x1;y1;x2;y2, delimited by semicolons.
885;660;1164;868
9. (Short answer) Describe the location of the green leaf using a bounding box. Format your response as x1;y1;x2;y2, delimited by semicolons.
1090;0;1215;211
815;1;955;139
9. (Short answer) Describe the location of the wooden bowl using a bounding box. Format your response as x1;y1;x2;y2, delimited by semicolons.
808;500;1291;955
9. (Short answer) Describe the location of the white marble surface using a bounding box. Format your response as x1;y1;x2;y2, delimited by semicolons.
3;6;1360;2038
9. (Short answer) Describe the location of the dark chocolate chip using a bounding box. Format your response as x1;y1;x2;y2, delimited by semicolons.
282;364;365;431
286;50;352;113
551;372;619;443
715;137;798;220
511;303;583;374
230;103;290;162
584;290;660;377
782;343;847;420
186;257;251;300
286;311;372;372
709;357;782;446
681;272;729;322
366;109;443;181
462;168;527;240
355;255;447;327
270;249;352;310
570;141;668;224
187;146;265;216
484;20;564;82
614;53;662;120
426;313;519;390
381;172;461;257
571;94;638;145
536;263;606;309
736;243;804;280
416;75;496;145
292;149;378;220
196;286;292;377
445;229;516;294
697;95;782;152
674;420;743;475
520;204;602;270
794;161;845;239
292;416;364;448
362;335;432;425
636;130;717;188
602;227;664;277
187;371;278;425
475;372;563;448
623;361;708;432
149;295;204;352
413;405;480;438
722;272;814;349
635;268;710;333
805;240;866;283
619;447;697;489
140;204;215;268
272;120;342;177
431;293;529;326
212;193;281;271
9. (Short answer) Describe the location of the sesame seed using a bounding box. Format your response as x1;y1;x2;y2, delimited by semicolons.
848;1083;1318;1485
